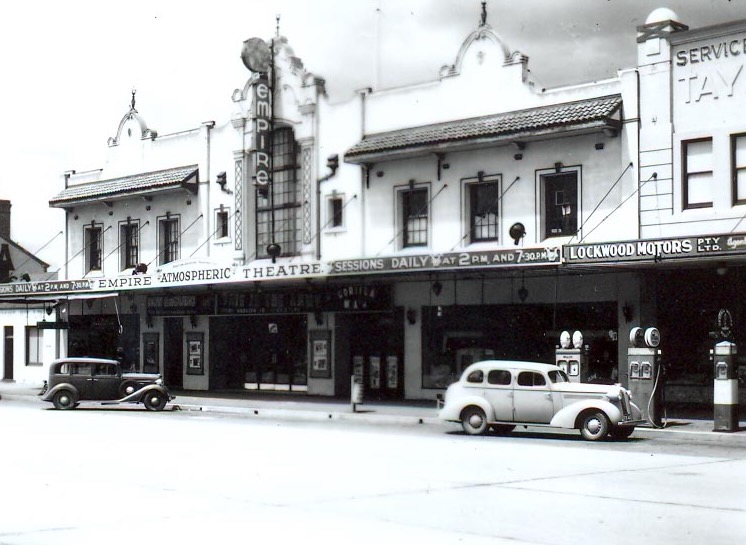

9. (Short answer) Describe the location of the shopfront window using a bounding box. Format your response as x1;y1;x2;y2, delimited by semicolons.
26;326;42;365
683;138;713;209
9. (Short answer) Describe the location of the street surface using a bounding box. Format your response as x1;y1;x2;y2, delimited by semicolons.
1;397;744;545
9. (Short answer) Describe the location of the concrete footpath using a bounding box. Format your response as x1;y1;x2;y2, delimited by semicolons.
2;381;745;446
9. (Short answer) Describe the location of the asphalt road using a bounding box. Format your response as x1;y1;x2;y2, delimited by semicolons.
1;398;744;545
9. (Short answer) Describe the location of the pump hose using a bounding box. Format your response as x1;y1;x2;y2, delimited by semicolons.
646;365;667;429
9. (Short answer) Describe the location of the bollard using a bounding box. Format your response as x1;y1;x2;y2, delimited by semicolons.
713;341;739;432
350;375;363;413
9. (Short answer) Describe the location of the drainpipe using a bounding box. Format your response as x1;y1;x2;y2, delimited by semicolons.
202;121;215;258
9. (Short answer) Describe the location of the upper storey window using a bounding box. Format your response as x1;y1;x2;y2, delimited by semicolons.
467;175;500;243
84;223;102;273
400;186;428;248
256;126;301;258
732;134;746;205
541;171;578;239
683;138;713;209
159;216;180;265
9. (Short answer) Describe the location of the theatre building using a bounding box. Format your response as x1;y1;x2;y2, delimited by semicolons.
5;6;743;403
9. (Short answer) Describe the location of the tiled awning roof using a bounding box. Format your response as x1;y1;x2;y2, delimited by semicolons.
49;165;199;208
344;94;622;163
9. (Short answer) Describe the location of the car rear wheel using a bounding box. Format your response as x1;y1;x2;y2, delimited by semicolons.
579;410;610;441
53;389;76;410
610;425;635;440
461;406;489;435
143;391;167;411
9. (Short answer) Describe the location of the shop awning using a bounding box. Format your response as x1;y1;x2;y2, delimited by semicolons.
0;292;118;305
344;94;622;164
49;165;199;209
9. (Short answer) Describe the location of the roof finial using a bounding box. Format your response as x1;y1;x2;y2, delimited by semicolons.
480;1;487;26
130;87;137;111
275;14;281;38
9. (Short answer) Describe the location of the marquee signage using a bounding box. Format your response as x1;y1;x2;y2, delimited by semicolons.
0;279;91;295
564;233;746;264
328;247;560;276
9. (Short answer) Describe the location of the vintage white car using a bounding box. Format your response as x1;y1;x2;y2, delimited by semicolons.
439;360;643;441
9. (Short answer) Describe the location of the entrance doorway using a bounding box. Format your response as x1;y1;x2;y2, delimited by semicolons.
164;317;183;389
340;310;404;400
209;315;308;391
3;326;12;380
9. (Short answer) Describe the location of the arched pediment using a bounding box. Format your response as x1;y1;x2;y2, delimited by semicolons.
108;104;157;147
440;22;526;79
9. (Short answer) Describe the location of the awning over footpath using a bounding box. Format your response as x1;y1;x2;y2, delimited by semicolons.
49;165;199;208
344;94;622;164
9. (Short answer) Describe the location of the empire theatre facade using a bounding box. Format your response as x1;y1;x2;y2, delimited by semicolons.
4;7;745;404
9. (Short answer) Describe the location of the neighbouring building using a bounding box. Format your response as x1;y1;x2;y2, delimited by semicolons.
0;199;58;384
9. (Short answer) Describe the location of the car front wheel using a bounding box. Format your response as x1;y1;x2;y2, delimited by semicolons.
461;406;489;435
579;411;610;441
53;389;76;410
143;391;167;411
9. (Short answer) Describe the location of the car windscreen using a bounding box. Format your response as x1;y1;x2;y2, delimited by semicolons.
548;370;569;383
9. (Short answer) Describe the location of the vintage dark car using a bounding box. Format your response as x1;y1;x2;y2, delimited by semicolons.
40;357;174;411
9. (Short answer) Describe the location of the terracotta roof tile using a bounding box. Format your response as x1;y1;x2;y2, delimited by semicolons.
345;95;622;161
49;165;199;207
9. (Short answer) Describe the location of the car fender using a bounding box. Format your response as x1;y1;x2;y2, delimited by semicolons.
550;399;622;429
439;395;494;422
121;384;171;404
42;383;80;403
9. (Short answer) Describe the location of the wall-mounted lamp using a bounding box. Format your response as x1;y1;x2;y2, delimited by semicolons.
145;205;151;211
216;171;233;195
73;215;79;220
406;308;417;325
436;305;443;317
146;314;154;329
190;315;198;328
594;142;605;150
622;304;633;323
554;162;563;173
376;171;384;178
518;273;528;303
186;199;192;205
514;153;523;160
509;222;526;246
432;279;443;296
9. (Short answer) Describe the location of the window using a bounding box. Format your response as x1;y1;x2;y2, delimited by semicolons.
26;327;42;365
215;209;230;240
466;370;484;383
159;216;180;265
487;369;511;385
401;187;428;247
517;371;546;387
732;134;746;205
683;138;713;209
328;195;344;229
256;127;301;258
84;224;102;272
120;221;139;270
542;171;578;238
468;177;500;243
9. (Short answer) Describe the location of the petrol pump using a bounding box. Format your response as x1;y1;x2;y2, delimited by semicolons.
627;326;663;426
711;309;739;432
555;330;588;383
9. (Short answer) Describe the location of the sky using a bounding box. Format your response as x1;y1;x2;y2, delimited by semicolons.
1;0;745;273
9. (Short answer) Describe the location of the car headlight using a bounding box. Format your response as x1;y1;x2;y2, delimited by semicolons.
155;378;163;385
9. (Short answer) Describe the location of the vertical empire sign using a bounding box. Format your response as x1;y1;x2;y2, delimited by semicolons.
241;32;281;262
254;73;272;195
